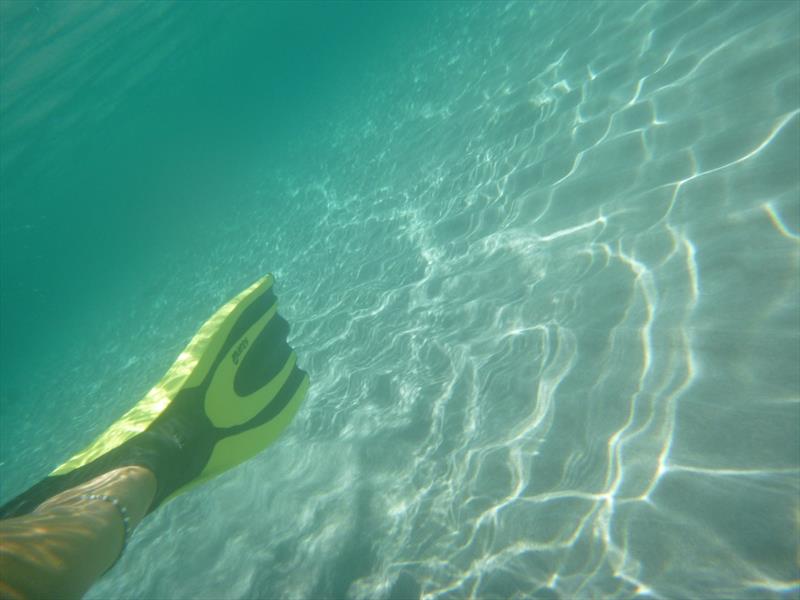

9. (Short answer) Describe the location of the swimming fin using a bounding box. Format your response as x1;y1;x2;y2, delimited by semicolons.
0;274;309;518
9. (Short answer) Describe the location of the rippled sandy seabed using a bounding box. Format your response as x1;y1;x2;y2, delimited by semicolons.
7;0;797;599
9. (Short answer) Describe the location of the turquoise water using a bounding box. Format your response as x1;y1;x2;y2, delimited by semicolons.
1;1;798;598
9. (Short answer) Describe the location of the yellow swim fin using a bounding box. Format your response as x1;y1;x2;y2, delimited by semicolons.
0;275;309;516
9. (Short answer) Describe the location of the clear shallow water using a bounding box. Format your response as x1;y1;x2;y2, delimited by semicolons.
1;1;798;599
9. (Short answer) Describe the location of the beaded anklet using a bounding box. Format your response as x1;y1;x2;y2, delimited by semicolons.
79;494;132;554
